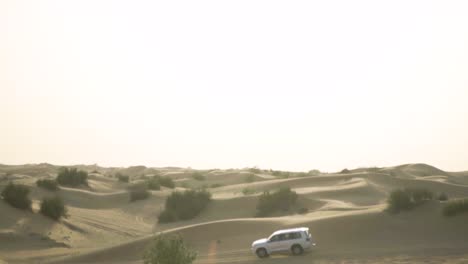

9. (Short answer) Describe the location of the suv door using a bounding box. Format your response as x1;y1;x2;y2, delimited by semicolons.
281;232;299;250
290;232;303;245
276;233;291;251
267;235;283;252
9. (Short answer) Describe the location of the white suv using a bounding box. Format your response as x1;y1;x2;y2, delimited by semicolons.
251;227;315;258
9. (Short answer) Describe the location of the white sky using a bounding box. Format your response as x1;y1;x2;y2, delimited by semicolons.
1;0;468;172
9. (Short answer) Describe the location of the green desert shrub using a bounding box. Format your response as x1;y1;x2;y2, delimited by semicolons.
158;209;177;223
130;188;150;202
242;188;256;195
145;176;175;190
387;189;412;213
438;192;449;201
256;187;298;217
340;168;351;174
158;190;211;223
56;167;88;187
147;178;161;190
210;183;223;188
36;179;59;191
442;199;468;217
245;174;255;183
297;207;309;214
116;173;130;183
271;170;280;176
40;196;67;220
408;188;433;203
308;170;320;176
248;167;262;174
158;176;175;189
271;170;290;178
144;234;197;264
191;172;206;181
387;188;434;213
1;183;32;210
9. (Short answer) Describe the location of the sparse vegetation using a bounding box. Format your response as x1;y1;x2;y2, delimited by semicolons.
297;207;309;214
40;196;67;220
144;234;197;264
248;167;262;174
36;179;59;191
158;190;211;223
245;174;255;183
116;173;130;183
210;183;223;188
147;177;161;190
270;170;290;178
410;188;433;203
256;187;298;217
1;183;32;210
442;199;468;217
242;188;257;195
56;167;88;187
340;168;351;174
191;172;206;181
157;210;177;223
130;188;150;202
308;170;320;176
438;192;449;201
387;189;412;213
158;176;175;189
145;175;175;190
386;188;434;213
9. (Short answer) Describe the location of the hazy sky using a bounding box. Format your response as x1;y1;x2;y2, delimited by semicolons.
1;0;468;172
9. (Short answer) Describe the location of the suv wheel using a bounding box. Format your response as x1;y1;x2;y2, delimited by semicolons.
291;245;303;255
256;248;268;258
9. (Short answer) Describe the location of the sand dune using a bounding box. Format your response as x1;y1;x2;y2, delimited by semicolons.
1;163;468;263
49;202;468;264
366;173;468;198
398;163;449;177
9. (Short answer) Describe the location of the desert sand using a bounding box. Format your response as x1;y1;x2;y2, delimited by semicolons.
1;163;468;263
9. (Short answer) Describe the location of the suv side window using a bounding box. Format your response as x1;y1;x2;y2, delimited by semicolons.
269;235;280;242
290;232;301;239
278;234;287;241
